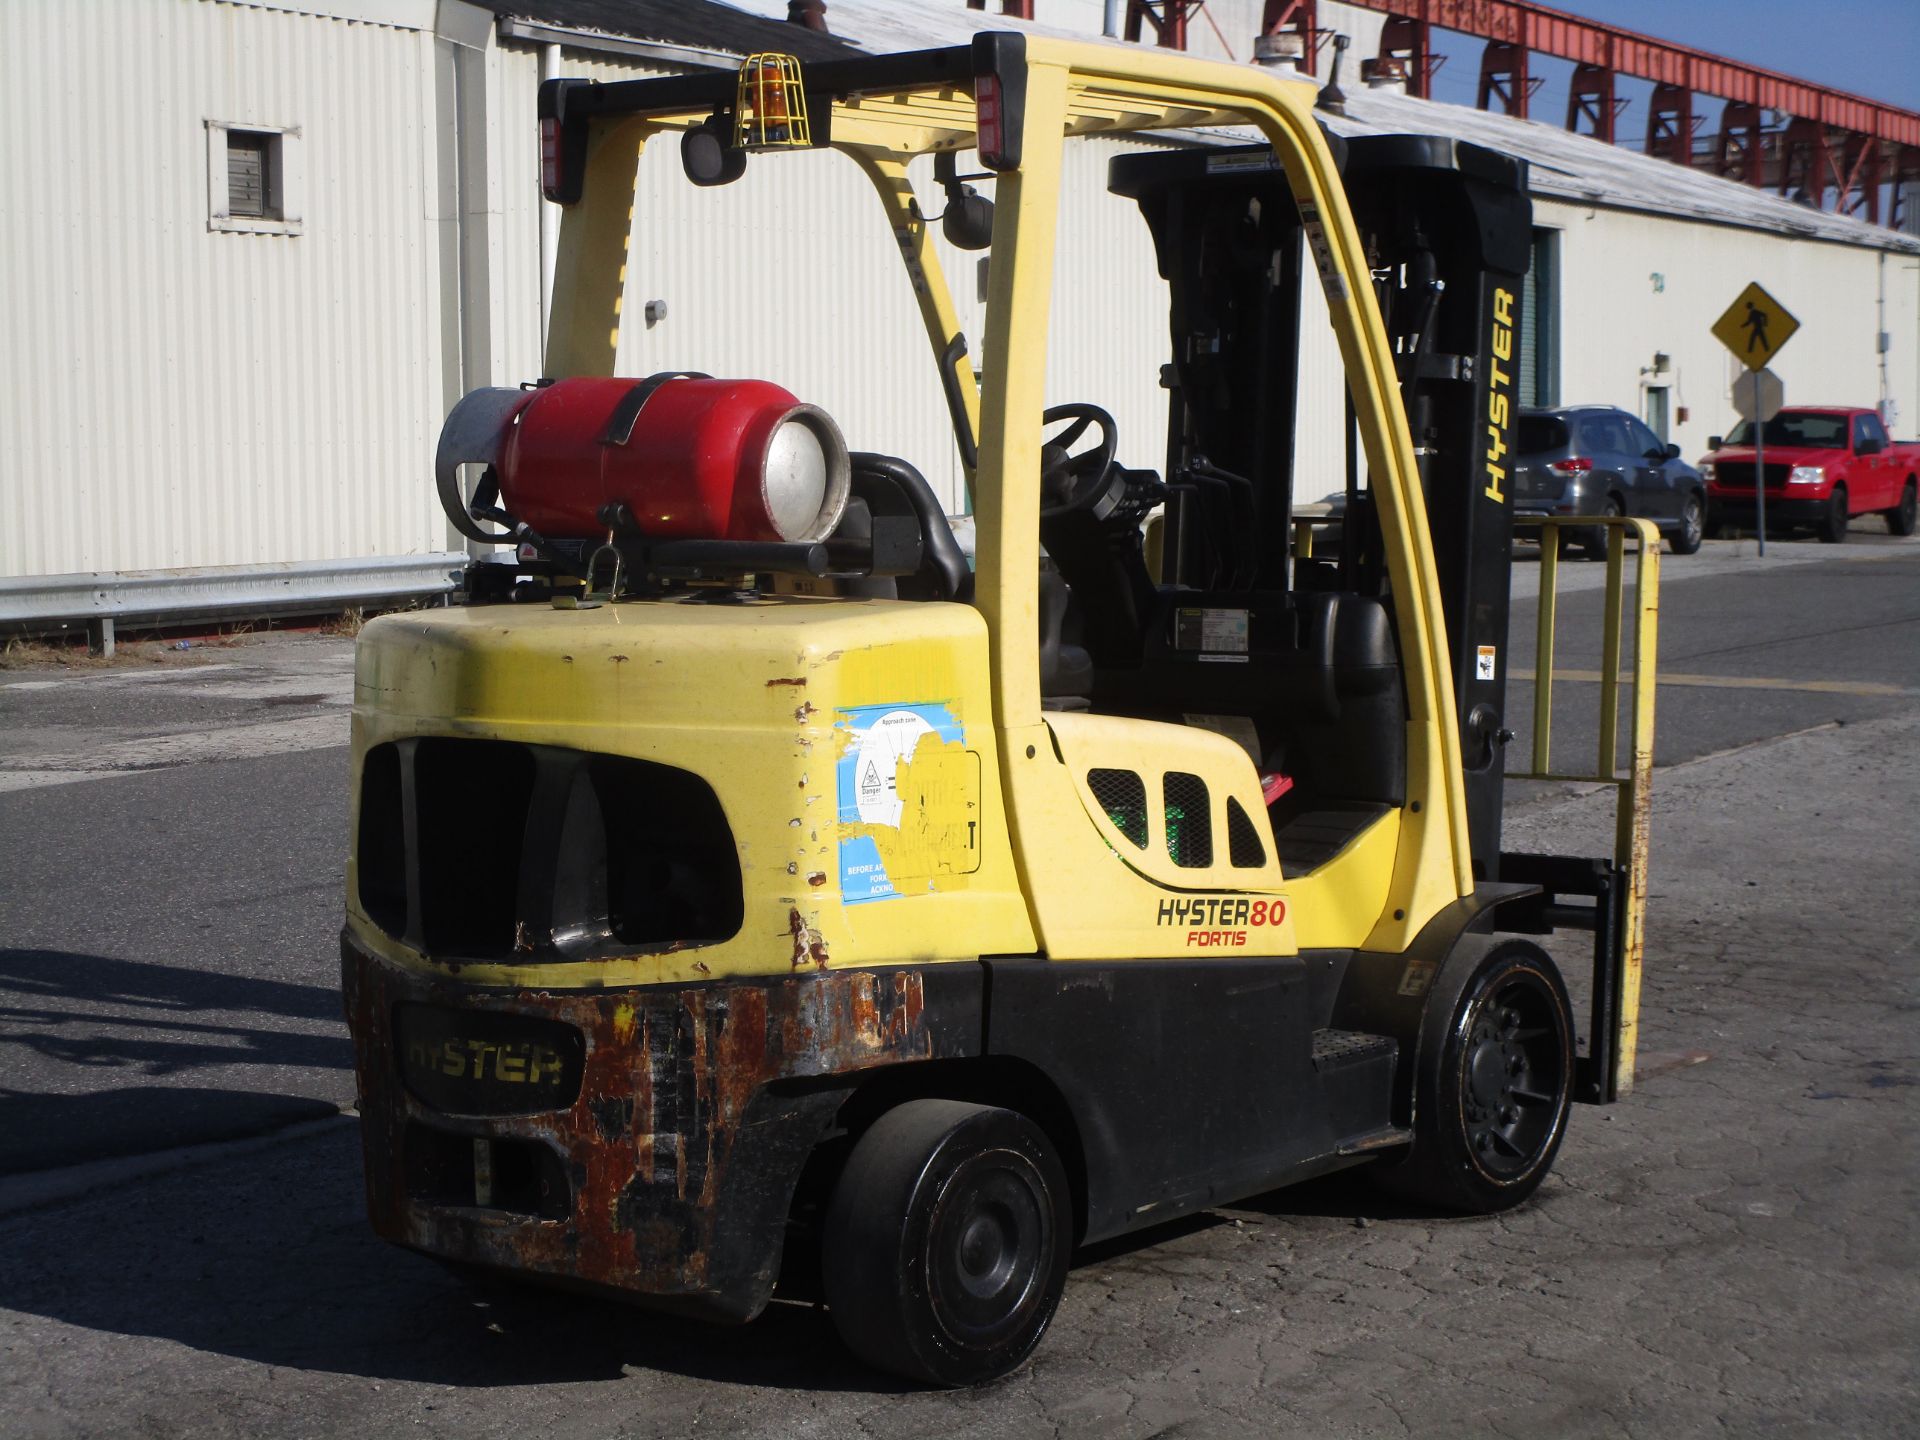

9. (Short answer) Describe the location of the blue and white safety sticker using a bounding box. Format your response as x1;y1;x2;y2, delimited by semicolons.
835;702;964;904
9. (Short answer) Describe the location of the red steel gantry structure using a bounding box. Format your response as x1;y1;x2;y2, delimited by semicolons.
1110;1;1920;225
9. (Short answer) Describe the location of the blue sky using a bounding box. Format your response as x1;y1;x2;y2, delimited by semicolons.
1416;0;1920;117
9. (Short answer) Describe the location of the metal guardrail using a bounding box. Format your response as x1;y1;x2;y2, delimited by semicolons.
1511;516;1661;1098
0;554;466;641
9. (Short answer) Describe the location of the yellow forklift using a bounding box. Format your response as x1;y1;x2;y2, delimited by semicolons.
343;35;1659;1385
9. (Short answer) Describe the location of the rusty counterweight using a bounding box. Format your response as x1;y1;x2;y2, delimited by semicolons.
343;934;981;1321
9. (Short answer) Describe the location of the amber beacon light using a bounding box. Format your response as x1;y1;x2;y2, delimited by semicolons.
735;53;812;149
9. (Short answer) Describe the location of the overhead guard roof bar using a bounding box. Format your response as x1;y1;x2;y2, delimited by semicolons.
539;35;1251;159
558;44;980;120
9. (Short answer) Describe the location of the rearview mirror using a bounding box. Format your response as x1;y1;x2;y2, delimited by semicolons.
1664;443;1682;460
1707;435;1723;450
1857;435;1883;456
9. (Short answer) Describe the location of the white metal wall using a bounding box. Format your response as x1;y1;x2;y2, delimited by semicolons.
1540;201;1920;456
0;0;450;578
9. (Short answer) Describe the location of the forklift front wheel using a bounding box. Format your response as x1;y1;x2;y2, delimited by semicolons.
822;1099;1072;1387
1381;939;1575;1214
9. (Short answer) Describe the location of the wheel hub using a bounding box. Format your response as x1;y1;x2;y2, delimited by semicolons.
928;1154;1050;1346
1459;979;1567;1179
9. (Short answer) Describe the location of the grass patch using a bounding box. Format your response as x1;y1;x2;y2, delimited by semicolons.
0;634;216;672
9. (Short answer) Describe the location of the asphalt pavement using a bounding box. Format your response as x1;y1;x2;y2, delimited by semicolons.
1504;526;1920;778
1;530;1915;1436
1;638;356;1176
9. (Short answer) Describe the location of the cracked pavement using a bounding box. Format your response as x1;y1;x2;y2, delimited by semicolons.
3;700;1914;1437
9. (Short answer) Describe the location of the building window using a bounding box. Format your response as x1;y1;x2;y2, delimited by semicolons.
226;130;276;219
206;121;302;235
1520;227;1558;408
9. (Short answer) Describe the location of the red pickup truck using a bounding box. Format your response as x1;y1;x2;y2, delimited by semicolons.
1702;407;1919;542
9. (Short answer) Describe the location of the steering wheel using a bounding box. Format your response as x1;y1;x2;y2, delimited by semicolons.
1039;403;1119;518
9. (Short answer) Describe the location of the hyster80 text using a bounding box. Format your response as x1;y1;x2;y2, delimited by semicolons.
1156;896;1288;947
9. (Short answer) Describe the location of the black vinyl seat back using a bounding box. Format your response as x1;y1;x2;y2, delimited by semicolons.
1263;592;1405;804
835;453;973;602
1039;568;1093;703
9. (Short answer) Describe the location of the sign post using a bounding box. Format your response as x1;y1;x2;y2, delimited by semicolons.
1731;366;1786;556
1713;283;1800;557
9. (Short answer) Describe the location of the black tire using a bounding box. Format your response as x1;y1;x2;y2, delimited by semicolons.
1581;497;1623;560
1886;479;1918;538
1817;484;1850;544
1669;491;1706;555
822;1100;1072;1387
1702;506;1725;540
1376;939;1575;1214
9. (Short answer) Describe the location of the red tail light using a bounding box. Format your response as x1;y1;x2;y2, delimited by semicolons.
1550;457;1593;473
972;33;1026;171
975;74;1003;163
540;116;564;202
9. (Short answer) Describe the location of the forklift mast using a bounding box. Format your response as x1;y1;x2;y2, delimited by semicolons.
1114;135;1531;879
1346;137;1532;881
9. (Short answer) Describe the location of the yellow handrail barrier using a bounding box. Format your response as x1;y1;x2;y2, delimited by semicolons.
1511;516;1660;1097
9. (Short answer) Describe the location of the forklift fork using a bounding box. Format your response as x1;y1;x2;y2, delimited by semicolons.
1499;515;1659;1102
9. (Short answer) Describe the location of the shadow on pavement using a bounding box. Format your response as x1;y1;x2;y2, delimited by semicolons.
1071;1167;1469;1267
0;948;343;1025
0;1086;345;1173
0;1122;907;1394
0;1112;1565;1393
1227;1166;1469;1224
0;949;353;1171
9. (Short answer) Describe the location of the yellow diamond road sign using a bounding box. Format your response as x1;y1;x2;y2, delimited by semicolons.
1713;282;1799;372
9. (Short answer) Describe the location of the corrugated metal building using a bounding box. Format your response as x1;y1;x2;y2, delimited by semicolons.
1;0;1914;599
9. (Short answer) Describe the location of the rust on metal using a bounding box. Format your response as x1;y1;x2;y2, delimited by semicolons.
343;935;947;1320
786;907;829;968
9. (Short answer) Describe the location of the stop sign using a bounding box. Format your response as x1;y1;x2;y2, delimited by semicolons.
1732;367;1784;423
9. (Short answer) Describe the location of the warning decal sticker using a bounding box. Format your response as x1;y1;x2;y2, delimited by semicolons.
835;703;978;904
1297;201;1350;303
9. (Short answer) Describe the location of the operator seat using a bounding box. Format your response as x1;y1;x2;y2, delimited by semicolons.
840;454;973;602
1038;569;1093;704
1262;591;1406;873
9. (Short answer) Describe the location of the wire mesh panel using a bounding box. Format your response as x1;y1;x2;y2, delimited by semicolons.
1226;796;1266;869
1163;772;1212;868
1088;768;1148;848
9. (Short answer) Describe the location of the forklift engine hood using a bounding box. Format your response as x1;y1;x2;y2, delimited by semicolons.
346;600;1035;989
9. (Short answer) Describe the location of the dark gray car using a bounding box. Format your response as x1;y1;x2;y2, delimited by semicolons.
1513;405;1707;555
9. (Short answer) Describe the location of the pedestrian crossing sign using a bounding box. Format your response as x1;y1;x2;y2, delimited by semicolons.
1712;282;1799;372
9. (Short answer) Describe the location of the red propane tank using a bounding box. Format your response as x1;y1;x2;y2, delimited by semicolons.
497;376;850;543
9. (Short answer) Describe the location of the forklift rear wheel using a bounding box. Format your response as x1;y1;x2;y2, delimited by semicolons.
1379;940;1574;1214
822;1099;1072;1386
